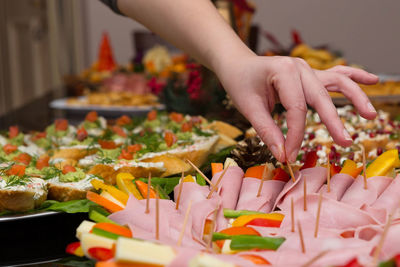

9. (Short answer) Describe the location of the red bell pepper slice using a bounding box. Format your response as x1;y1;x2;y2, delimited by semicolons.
98;140;117;149
88;247;114;261
244;218;282;228
339;258;363;267
300;150;318;170
85;111;98;122
394;254;400;267
3;144;18;155
77;127;88;141
9;126;19;138
65;241;81;255
330;162;342;176
55;119;69;131
272;168;290;182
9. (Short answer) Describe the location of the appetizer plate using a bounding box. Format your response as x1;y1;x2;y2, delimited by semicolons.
50;97;165;117
0;211;87;266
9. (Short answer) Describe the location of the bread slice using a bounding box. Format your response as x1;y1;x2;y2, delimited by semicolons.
140;154;191;177
88;162;166;185
205;120;243;139
51;147;98;161
138;135;219;174
47;175;98;202
0;178;47;212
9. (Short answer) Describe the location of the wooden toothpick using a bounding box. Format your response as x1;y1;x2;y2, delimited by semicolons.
175;172;184;210
185;159;214;187
145;172;152;214
155;191;160;240
303;176;307;211
207;164;230;199
177;200;192;247
314;191;323;238
361;145;368;190
257;163;270;197
287;162;296;183
326;148;331;193
298;220;306;254
291;197;295;233
300;250;330;267
206;205;219;252
372;214;393;266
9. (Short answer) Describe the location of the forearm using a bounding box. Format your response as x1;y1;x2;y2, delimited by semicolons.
118;0;254;72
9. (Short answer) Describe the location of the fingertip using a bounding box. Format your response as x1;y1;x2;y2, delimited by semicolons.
270;144;285;162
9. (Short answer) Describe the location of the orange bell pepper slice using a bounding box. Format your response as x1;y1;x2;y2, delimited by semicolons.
245;165;267;179
232;213;284;228
340;159;363;178
92;222;132;238
87;191;124;213
211;163;223;176
135;180;156;199
91;179;129;205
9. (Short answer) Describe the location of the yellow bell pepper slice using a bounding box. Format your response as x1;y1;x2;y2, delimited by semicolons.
232;213;284;227
74;245;84;257
116;173;143;200
183;175;195;183
366;149;400;178
91;179;129;205
340;159;363;178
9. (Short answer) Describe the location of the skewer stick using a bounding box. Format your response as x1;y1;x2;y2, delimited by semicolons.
326;148;331;193
372;214;393;266
175;172;184;210
298;220;306;254
287;162;296;183
314;191;323;238
177;200;193;246
257;163;269;197
300;250;330;267
145;172;152;214
303;176;307;211
291;197;295;233
361;145;368;190
206;205;219;252
207;164;230;199
185;159;214;187
155;191;160;240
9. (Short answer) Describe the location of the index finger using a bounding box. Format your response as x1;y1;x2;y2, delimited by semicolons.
272;73;307;163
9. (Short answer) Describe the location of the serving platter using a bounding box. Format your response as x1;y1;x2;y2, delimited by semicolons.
0;211;87;266
50;97;165;117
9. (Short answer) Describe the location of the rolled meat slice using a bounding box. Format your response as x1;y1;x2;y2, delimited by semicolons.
371;175;400;212
274;167;327;210
280;194;379;230
340;176;392;209
319;173;354;201
173;181;210;212
236;178;285;213
211;166;244;210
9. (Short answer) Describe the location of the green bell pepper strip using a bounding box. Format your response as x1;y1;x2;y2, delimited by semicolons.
378;259;395;267
89;209;118;225
223;209;263;218
91;227;120;240
229;235;285;251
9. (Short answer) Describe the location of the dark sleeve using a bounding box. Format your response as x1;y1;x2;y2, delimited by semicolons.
99;0;124;16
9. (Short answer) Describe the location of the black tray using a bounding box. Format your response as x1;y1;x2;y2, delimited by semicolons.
0;211;88;266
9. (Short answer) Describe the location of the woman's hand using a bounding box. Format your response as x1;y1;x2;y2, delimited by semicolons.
215;55;379;163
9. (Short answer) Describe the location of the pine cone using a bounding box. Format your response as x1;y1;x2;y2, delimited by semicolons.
230;136;277;170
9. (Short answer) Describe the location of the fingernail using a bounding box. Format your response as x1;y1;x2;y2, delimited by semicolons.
270;145;283;161
367;102;376;113
289;150;298;163
343;129;352;141
326;85;339;91
369;73;379;80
